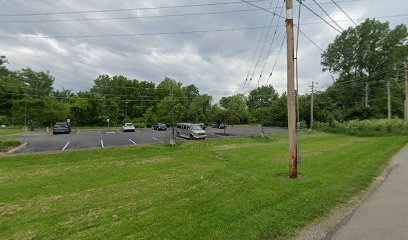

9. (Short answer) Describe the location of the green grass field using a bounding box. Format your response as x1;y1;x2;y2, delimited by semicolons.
0;133;407;239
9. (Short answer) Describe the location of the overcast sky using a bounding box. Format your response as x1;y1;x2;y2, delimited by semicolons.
0;0;407;101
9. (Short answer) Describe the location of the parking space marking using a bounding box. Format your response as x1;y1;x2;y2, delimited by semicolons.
117;130;122;134
106;131;116;134
129;139;137;145
152;137;164;143
98;131;101;134
101;140;104;148
62;141;70;151
77;130;80;134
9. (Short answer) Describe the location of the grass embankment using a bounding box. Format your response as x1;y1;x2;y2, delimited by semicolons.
0;133;407;239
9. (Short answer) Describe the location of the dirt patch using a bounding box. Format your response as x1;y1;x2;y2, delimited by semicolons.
135;156;172;165
210;143;268;151
210;154;230;161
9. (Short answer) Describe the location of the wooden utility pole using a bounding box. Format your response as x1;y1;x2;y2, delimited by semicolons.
170;86;176;145
387;79;391;120
310;81;316;129
285;0;297;178
405;62;408;122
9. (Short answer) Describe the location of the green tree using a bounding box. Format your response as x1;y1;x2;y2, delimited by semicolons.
321;19;407;120
41;97;69;127
19;68;54;98
212;110;240;135
219;94;249;124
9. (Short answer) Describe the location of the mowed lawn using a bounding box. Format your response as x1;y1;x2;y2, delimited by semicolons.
0;133;407;239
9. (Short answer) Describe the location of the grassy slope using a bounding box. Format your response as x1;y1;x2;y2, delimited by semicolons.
0;133;407;239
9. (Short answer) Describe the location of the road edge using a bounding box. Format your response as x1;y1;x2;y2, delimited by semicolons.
294;143;408;240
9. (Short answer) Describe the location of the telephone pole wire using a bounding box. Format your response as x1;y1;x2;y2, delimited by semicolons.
285;0;297;179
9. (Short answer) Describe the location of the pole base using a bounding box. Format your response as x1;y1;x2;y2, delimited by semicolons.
170;138;176;146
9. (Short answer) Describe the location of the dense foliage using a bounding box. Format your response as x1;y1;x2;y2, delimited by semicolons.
315;119;408;137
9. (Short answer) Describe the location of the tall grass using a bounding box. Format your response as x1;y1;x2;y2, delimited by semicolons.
315;119;408;136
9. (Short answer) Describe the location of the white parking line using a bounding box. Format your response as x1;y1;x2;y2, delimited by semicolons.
129;139;137;145
152;137;164;143
77;130;80;134
101;140;104;148
117;130;122;134
62;141;70;151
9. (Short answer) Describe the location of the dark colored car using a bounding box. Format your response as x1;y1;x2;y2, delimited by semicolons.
198;123;207;130
53;122;71;134
213;123;227;129
153;123;167;131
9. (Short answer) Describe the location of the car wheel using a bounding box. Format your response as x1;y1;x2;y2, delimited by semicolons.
190;134;194;140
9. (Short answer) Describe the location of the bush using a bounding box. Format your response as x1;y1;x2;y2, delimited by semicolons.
314;119;408;137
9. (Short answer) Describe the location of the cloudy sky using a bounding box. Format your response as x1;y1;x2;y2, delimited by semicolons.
0;0;407;101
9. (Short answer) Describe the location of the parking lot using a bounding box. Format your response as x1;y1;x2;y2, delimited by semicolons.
15;126;287;153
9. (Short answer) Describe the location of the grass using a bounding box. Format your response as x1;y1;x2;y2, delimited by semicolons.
0;140;21;152
0;128;23;137
0;133;407;239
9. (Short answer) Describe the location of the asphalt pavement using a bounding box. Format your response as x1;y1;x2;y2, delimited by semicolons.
330;144;408;240
15;126;287;154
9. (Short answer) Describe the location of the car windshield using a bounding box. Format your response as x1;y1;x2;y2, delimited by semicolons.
191;125;202;130
55;124;66;127
125;123;133;127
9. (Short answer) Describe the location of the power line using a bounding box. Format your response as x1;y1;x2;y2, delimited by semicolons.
330;0;358;25
0;9;265;23
0;0;270;17
1;13;406;39
243;0;275;88
296;0;342;33
245;0;282;89
0;0;367;24
0;25;280;39
264;34;286;85
311;0;344;31
256;1;285;88
240;0;285;20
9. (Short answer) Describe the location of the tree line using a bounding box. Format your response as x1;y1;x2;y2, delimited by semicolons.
0;19;406;129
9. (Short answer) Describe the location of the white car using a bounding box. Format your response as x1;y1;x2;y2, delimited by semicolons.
122;123;135;132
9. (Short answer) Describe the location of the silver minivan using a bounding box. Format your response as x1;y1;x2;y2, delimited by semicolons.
176;123;207;140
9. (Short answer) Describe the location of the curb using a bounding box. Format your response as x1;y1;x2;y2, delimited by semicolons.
295;143;407;240
6;142;28;154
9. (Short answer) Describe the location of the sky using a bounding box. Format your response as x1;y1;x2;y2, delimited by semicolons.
0;0;407;102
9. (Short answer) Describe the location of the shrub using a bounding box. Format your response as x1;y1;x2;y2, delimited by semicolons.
314;119;408;137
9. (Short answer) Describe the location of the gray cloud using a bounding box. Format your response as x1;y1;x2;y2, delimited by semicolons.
0;0;406;102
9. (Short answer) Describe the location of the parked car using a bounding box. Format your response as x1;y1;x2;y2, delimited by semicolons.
153;123;167;131
213;123;227;129
176;123;207;140
122;123;135;132
198;123;207;130
53;122;71;134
